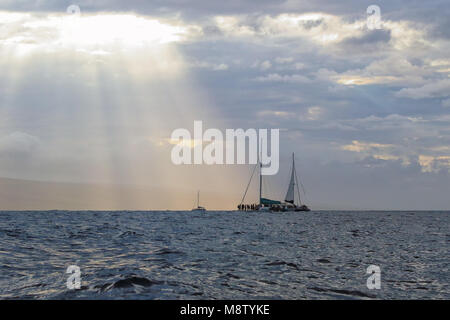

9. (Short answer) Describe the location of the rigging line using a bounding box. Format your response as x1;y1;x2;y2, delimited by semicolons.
263;172;269;198
240;162;258;205
294;165;302;205
294;162;307;204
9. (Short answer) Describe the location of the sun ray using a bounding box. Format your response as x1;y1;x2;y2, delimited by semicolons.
0;10;248;209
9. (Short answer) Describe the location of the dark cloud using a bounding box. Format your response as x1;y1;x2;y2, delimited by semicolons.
430;17;450;39
0;0;445;19
337;29;391;54
341;29;391;46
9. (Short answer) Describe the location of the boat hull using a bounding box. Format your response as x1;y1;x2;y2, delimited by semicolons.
238;205;310;212
273;206;310;212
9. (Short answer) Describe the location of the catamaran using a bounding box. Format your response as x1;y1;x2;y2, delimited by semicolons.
192;190;206;212
238;153;310;212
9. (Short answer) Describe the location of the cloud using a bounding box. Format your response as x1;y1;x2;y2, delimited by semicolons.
341;140;393;153
275;57;294;64
340;134;450;173
305;106;324;120
254;73;311;83
258;110;294;118
396;79;450;99
324;56;432;86
189;60;229;71
0;132;40;156
0;11;199;57
418;155;450;173
339;29;391;53
260;60;272;70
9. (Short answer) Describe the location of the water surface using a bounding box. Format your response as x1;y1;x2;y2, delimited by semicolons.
0;210;448;299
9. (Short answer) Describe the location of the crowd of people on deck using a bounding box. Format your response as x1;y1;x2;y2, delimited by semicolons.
237;203;299;212
237;204;259;211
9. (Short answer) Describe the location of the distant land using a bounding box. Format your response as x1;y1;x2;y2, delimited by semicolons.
0;176;354;211
0;177;220;211
1;177;448;211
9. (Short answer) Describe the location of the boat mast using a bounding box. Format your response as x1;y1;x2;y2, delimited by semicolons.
197;190;200;208
259;151;262;206
293;153;303;206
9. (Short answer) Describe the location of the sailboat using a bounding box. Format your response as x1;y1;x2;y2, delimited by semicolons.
238;153;310;212
191;190;206;212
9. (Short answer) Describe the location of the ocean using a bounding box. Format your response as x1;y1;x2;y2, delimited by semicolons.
0;210;448;299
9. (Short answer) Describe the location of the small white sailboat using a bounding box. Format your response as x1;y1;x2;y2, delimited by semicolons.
191;190;206;212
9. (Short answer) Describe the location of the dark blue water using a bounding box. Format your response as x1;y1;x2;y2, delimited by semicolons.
0;210;448;299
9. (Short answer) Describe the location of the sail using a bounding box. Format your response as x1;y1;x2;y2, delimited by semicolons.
285;157;295;204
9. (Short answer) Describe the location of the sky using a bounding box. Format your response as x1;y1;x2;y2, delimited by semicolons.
0;0;449;210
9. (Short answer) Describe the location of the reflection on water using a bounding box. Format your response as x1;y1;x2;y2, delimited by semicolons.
0;210;448;299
